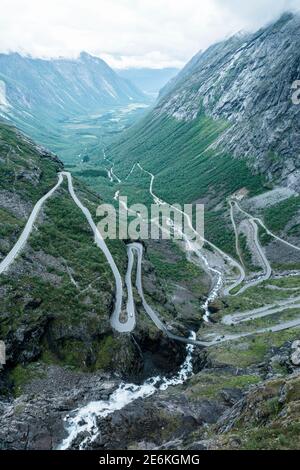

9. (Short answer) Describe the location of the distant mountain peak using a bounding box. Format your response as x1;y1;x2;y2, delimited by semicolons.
78;51;104;63
154;12;300;189
0;51;147;155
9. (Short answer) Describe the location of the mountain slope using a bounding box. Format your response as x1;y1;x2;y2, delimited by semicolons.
0;121;192;397
157;12;300;190
0;52;147;160
109;13;300;191
117;67;179;95
0;121;129;374
0;52;145;117
105;13;300;258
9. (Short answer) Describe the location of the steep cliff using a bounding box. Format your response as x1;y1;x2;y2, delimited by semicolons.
157;13;300;189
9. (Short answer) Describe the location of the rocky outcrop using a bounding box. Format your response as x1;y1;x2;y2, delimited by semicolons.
0;52;145;120
210;371;300;450
0;337;299;450
0;366;120;450
157;13;300;190
85;396;227;450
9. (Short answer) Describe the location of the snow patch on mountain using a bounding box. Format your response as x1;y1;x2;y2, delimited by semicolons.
0;80;10;110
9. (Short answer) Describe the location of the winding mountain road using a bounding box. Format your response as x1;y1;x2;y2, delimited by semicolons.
0;171;135;334
136;163;246;296
1;167;299;348
234;201;300;252
234;218;272;295
201;317;300;345
121;162;300;345
126;243;300;347
228;198;300;295
126;243;212;346
222;295;300;326
0;174;64;275
229;200;245;269
103;149;121;184
61;172;126;332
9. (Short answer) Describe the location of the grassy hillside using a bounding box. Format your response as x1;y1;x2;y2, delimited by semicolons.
99;112;267;256
0;122;142;388
109;113;265;203
0;121;208;394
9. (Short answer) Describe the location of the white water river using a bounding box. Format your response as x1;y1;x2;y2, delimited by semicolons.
58;333;195;450
1;163;299;450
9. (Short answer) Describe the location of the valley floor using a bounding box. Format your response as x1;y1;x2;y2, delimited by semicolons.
1;146;299;450
0;112;299;450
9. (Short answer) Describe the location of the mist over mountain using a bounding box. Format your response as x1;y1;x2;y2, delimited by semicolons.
0;51;145;113
1;8;300;454
107;12;300;272
155;12;300;190
117;67;179;95
0;51;147;154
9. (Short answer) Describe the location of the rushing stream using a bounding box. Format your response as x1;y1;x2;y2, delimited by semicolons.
136;162;224;322
2;156;299;450
58;333;196;450
57;159;300;449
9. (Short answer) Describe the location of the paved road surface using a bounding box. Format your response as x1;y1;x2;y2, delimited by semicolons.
0;173;64;275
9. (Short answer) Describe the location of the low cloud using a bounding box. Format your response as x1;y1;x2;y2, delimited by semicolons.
0;0;299;69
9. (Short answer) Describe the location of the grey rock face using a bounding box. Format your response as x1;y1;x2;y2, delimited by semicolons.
0;190;32;219
0;52;145;119
157;13;300;189
0;52;147;156
0;366;120;450
291;340;300;366
81;394;227;450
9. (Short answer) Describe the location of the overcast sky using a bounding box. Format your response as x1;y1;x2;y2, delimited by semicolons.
0;0;299;69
